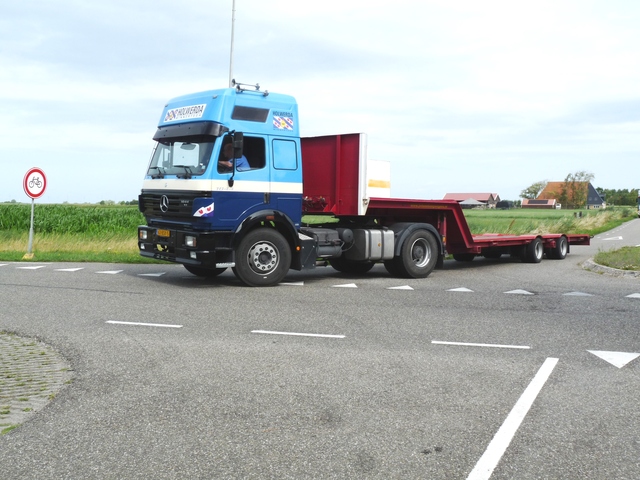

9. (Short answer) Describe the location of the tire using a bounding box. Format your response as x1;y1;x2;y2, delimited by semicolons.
233;229;291;287
522;237;543;263
183;265;226;277
453;253;475;262
546;236;568;260
393;229;439;278
330;256;375;275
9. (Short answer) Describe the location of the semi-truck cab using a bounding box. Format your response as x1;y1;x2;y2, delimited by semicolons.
138;83;590;286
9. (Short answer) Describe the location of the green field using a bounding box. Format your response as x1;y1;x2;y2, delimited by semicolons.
0;203;637;268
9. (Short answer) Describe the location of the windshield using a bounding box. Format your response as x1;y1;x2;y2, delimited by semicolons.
147;140;215;178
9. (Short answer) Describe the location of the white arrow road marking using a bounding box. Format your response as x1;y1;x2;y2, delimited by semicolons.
626;293;640;299
387;285;414;290
563;291;593;296
332;283;358;288
432;340;530;350
55;268;84;272
96;270;123;274
106;321;182;328
448;287;474;292
467;357;559;480
138;272;166;277
17;265;47;270
587;350;640;368
504;289;534;295
251;330;345;339
281;281;304;286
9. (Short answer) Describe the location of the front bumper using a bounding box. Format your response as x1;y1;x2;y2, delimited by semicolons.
137;225;235;268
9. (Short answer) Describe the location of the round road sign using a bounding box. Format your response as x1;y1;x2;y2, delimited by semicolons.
23;167;47;199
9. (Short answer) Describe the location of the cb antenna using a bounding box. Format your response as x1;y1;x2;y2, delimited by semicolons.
228;0;236;88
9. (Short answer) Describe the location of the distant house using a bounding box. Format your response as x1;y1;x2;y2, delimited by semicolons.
443;193;500;208
522;198;557;209
536;182;605;209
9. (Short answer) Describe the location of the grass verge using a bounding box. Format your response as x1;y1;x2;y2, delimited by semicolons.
594;246;640;271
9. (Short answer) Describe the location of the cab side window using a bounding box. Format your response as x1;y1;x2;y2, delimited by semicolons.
242;136;266;170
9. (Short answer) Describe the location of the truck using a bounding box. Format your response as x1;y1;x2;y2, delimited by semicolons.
137;82;590;286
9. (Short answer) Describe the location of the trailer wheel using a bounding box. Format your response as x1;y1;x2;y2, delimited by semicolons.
330;257;375;275
233;229;291;287
183;265;226;277
394;229;439;278
546;236;568;260
522;237;543;263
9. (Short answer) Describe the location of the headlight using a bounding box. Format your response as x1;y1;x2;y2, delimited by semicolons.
139;230;148;240
185;235;197;248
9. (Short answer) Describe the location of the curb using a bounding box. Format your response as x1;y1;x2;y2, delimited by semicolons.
582;258;640;278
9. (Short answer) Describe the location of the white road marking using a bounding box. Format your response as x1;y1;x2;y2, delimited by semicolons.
17;265;47;270
55;268;84;272
251;330;345;339
504;289;534;295
387;285;414;290
106;321;183;328
588;350;640;368
602;236;623;241
467;357;559;480
626;293;640;299
563;291;593;296
281;281;304;286
138;272;166;277
0;264;7;267
432;340;530;350
332;283;358;288
96;270;123;274
448;287;474;292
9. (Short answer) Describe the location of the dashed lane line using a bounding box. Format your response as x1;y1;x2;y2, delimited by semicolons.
432;340;531;350
106;321;183;328
251;330;345;339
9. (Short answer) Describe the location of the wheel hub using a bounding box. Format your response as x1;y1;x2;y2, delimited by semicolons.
248;242;278;273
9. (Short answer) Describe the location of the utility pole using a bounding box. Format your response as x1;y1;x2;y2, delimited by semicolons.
228;0;236;87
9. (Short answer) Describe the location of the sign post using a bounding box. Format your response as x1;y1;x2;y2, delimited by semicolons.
23;167;47;258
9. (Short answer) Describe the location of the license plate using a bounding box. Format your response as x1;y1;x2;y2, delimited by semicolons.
157;229;170;238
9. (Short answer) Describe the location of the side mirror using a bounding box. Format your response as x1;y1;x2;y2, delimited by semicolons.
233;132;244;159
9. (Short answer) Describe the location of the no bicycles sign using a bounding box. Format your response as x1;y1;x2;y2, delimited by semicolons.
23;167;47;199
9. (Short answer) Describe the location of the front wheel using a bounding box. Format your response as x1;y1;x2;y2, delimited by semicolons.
233;229;291;287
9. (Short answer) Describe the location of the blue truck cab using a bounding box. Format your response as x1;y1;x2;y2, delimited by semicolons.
138;84;309;285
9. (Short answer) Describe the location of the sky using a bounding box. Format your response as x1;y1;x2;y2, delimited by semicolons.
1;0;639;204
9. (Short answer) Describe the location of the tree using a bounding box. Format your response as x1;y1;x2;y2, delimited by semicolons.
595;188;638;206
520;180;548;200
563;171;594;208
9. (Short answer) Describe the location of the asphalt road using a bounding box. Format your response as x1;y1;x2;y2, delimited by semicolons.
1;220;639;479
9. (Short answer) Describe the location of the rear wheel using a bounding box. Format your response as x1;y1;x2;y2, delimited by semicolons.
233;229;291;287
391;229;439;278
522;237;543;263
546;236;568;260
183;265;226;277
